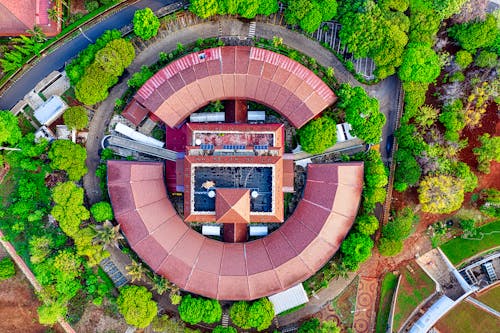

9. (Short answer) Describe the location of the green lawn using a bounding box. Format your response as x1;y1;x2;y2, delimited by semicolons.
477;285;500;310
393;265;434;330
435;300;500;333
441;220;500;265
375;273;398;333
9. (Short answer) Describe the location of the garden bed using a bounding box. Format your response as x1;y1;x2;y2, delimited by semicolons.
393;264;434;331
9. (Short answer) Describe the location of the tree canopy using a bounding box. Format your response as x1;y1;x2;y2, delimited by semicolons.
398;43;441;83
418;175;464;213
448;14;499;52
229;298;275;331
190;0;278;19
336;84;385;144
51;181;90;236
117;285;158;328
355;214;379;236
473;134;500;174
298;116;337;154
284;0;337;33
90;201;114;222
63;106;88;130
133;8;160;40
178;295;222;325
341;232;374;270
48;140;87;181
0;257;16;280
0;110;22;146
394;148;422;191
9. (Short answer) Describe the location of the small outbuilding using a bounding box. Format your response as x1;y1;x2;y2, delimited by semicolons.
33;95;68;126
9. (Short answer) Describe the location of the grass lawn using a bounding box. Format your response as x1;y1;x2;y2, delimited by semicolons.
435;300;500;333
477;285;500;310
393;264;434;331
375;273;398;333
441;220;500;265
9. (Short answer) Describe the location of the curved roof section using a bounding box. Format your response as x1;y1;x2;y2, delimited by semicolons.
107;161;363;300
133;46;337;129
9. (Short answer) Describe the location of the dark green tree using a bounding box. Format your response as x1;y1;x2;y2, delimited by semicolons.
340;232;374;271
448;14;498;52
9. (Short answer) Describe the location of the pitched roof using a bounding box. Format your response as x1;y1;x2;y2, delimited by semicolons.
133;46;336;129
108;160;364;301
216;189;250;224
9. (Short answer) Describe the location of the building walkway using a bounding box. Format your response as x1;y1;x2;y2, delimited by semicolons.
103;135;178;161
465;296;500;318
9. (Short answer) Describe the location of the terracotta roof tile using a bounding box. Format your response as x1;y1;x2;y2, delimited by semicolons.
108;161;364;300
122;99;149;126
216;189;250;224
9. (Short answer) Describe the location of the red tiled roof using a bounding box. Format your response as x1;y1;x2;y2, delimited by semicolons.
283;154;295;193
108;160;363;300
223;223;248;243
0;0;60;37
133;46;336;129
216;189;250;224
121;99;149;126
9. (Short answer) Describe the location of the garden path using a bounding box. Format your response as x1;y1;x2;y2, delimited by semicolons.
352;277;379;333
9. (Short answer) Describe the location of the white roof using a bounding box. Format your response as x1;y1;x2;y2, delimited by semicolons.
249;225;268;236
190;112;225;122
409;296;455;333
115;122;164;148
202;225;221;236
268;284;309;314
33;95;68;126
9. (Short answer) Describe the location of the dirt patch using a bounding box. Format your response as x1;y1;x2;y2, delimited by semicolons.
70;0;88;15
73;302;127;333
0;270;64;333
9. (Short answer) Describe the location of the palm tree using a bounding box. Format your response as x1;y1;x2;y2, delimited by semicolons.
330;261;349;280
47;8;60;23
93;220;124;248
126;260;146;282
26;25;47;43
152;274;171;295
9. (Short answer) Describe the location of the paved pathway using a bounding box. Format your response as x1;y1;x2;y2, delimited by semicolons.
353;277;379;333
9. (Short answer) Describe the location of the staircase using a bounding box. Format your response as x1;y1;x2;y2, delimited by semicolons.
100;257;128;288
248;21;256;38
221;312;230;327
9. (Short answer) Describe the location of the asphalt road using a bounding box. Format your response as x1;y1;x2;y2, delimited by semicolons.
0;0;172;110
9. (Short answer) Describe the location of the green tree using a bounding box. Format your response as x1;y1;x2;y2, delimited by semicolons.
178;295;222;325
133;8;160;40
189;0;219;18
340;232;374;271
413;105;439;128
439;99;465;141
29;235;54;264
418;175;464;213
454;50;473;69
382;207;416;241
0;110;22;146
127;65;154;88
117;285;158;329
475;50;498;68
355;214;379;236
126;260;146;282
394;148;421;191
336;84;385;144
453;162;477;192
230;298;274;331
48;140;87;181
473;134;500;174
93;221;123;248
0;257;16;280
51;181;90;236
90;201;114;222
298;116;337;154
448;14;498;52
398;43;441;83
378;238;403;256
63;106;88;130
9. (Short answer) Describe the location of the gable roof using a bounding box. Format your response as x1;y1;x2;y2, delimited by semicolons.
216;189;250;224
0;0;59;37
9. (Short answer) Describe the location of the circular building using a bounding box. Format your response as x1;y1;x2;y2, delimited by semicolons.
107;46;363;300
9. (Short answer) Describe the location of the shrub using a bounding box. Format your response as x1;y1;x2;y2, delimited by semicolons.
454;50;473;69
178;295;221;325
133;8;160;40
378;238;404;256
213;326;238;333
63;106;88;130
382;207;417;241
419;175;464;213
448;71;465;83
0;257;16;280
298;318;340;333
453;162;478;193
37;301;67;325
298;116;337;154
127;65;154;88
0;110;22;146
117;285;158;328
475;50;498;68
394;148;421;190
90;201;114;222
